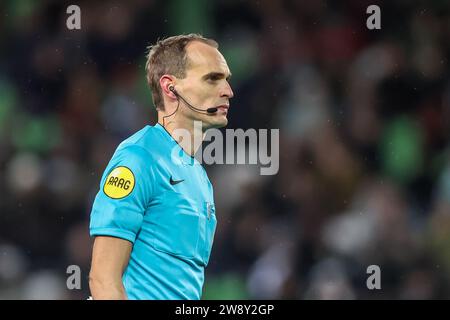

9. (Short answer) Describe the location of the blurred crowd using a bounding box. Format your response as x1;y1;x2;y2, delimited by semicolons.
0;0;449;299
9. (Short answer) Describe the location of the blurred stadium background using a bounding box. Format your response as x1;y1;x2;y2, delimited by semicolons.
0;0;449;299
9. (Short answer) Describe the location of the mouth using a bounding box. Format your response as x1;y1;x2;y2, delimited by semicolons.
216;104;229;113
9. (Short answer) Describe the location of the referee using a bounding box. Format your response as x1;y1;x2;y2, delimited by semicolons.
88;34;233;299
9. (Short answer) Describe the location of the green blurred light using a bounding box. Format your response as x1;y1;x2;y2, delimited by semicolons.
137;61;154;106
167;0;214;37
437;163;450;203
0;79;17;133
221;42;259;85
11;113;62;154
380;115;424;184
202;273;248;300
6;0;39;27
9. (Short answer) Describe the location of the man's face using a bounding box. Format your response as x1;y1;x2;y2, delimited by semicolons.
176;41;234;129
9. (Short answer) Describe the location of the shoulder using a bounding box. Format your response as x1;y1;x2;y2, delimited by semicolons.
104;126;162;179
115;125;167;160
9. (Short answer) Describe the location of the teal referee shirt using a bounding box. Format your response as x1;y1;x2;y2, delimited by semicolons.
89;123;217;300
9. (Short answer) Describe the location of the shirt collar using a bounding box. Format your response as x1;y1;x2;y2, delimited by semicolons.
154;123;200;167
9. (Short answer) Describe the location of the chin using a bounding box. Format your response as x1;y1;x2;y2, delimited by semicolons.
206;115;228;129
215;115;228;128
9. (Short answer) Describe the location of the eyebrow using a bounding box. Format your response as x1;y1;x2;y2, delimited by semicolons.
202;71;232;81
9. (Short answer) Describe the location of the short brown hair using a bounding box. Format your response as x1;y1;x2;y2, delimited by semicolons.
145;34;218;111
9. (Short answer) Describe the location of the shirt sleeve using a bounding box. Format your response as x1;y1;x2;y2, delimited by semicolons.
89;144;156;243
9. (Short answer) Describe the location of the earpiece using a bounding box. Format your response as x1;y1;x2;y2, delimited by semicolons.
166;85;219;115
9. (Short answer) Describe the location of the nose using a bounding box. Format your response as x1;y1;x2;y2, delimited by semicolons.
221;81;234;99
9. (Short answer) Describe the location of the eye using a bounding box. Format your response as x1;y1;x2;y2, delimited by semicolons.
206;77;219;84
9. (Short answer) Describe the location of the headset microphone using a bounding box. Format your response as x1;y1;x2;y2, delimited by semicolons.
169;85;218;114
206;107;218;113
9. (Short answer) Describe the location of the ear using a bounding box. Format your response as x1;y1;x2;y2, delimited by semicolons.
160;75;177;99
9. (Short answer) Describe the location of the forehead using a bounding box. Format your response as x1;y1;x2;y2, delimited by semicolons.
185;41;230;75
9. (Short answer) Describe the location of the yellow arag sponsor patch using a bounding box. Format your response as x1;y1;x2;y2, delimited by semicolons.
103;166;135;199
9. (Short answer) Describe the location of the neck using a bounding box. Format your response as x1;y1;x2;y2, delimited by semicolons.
158;116;205;157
